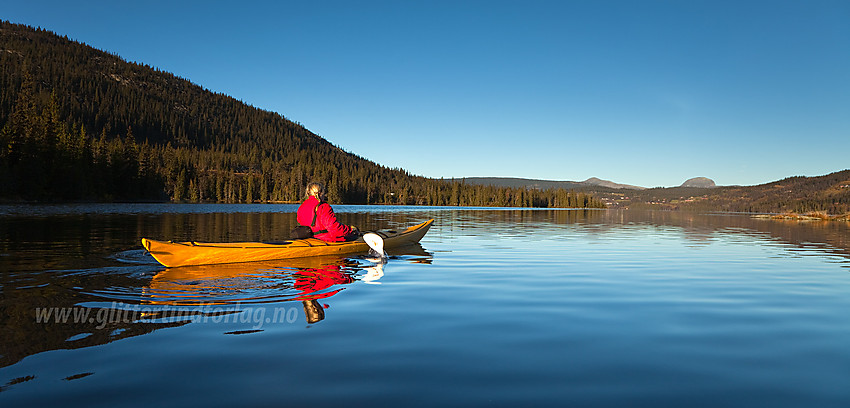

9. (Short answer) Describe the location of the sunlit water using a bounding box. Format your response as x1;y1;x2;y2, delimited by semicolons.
1;205;849;407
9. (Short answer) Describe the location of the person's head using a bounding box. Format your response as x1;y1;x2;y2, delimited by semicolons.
305;182;326;200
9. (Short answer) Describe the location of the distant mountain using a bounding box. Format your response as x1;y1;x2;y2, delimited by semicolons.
680;177;716;188
458;177;646;191
582;177;646;190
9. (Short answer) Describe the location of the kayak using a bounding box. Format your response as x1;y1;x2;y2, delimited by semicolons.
142;245;432;305
142;219;434;268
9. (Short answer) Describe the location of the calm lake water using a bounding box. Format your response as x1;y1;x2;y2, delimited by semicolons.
1;204;849;407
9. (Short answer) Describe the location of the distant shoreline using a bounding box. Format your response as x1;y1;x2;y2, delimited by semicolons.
752;212;850;222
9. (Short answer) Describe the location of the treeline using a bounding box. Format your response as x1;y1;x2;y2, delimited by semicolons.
0;21;605;208
0;73;162;200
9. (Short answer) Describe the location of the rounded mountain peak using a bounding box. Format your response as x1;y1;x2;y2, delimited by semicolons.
680;177;716;188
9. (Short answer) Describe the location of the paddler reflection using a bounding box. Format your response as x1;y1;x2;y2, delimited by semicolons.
292;263;353;324
296;259;384;323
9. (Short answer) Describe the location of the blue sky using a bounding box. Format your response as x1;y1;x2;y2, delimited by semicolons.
4;0;849;187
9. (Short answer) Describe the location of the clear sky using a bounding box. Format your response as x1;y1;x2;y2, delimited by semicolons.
4;0;849;187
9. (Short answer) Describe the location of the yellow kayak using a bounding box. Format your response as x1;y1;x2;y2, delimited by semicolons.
141;219;434;268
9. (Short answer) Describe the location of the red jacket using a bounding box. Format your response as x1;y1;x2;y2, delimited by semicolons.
292;265;354;301
296;196;355;242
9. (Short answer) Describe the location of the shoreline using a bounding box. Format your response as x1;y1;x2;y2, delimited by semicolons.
752;212;850;222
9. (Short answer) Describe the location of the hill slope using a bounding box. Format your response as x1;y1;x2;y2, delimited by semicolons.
457;177;588;191
621;171;850;214
0;21;605;208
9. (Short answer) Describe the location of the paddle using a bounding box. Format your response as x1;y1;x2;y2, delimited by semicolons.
363;232;386;260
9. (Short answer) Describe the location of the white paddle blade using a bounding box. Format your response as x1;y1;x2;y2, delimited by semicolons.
363;233;386;258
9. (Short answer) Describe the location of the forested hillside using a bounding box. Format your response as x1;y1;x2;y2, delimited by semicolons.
0;21;604;208
623;170;850;215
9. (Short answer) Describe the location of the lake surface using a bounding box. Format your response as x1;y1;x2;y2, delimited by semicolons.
1;204;849;407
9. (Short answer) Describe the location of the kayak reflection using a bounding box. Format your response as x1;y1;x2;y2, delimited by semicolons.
143;244;431;324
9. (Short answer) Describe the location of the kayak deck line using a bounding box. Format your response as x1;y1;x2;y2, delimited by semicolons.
141;219;433;268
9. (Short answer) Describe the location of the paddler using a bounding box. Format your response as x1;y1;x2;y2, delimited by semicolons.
295;182;360;242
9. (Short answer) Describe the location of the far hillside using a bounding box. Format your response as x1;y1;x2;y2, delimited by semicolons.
463;172;850;215
457;177;589;191
623;170;850;215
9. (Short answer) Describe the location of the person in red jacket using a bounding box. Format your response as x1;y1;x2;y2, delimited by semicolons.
296;182;360;242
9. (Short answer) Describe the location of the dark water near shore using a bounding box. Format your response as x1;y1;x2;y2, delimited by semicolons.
1;204;849;407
